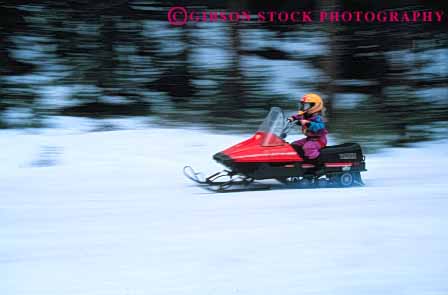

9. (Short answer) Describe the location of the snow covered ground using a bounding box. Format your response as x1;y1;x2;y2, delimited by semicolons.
1;125;448;295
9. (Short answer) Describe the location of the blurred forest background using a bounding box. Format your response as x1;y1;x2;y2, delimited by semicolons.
0;0;447;149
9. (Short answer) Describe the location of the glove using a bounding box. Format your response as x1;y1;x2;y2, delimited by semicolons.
287;117;295;123
300;119;310;126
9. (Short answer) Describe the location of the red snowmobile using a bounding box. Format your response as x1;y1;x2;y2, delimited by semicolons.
184;107;366;192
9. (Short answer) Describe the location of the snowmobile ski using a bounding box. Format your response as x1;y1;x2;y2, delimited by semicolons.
183;166;270;192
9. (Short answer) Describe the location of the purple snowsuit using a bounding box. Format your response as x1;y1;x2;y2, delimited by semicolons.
291;113;328;160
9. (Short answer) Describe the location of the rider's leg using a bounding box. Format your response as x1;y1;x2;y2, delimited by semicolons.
291;138;307;158
302;140;322;160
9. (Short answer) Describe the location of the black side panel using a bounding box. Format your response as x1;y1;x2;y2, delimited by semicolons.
320;143;364;163
215;161;305;180
251;163;304;179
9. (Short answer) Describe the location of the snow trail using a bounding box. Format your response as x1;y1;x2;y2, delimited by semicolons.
1;127;447;295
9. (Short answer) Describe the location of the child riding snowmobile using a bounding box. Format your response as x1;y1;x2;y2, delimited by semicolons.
184;105;366;192
288;93;328;161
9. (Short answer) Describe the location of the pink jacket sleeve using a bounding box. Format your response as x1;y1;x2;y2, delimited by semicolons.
291;113;303;121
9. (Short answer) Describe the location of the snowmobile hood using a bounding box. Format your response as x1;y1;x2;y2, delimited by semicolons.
214;132;302;165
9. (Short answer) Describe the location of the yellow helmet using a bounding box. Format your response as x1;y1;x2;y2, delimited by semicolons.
298;93;324;115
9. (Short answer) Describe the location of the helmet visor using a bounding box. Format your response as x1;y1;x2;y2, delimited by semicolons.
298;102;313;112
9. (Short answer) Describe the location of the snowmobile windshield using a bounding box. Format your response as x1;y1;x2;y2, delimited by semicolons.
257;107;286;146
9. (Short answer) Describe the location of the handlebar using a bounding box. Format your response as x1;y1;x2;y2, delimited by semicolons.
280;120;296;139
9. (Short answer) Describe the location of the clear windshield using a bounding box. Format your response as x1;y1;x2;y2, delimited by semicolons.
257;107;286;146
